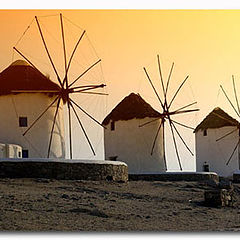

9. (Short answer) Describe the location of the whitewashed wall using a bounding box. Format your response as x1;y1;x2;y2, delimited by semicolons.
196;126;239;177
0;93;65;158
104;117;165;174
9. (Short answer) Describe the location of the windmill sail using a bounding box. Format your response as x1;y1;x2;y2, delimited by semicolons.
12;13;107;159
141;55;198;171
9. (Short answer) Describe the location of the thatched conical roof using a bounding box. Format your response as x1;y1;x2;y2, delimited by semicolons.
194;107;239;133
102;93;161;125
0;60;60;96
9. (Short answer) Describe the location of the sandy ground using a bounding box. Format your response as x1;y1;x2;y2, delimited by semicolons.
0;178;240;232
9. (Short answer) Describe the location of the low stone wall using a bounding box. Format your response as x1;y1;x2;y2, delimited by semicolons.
129;172;219;182
0;160;128;182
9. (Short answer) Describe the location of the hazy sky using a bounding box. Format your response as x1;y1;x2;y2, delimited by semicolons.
1;10;240;170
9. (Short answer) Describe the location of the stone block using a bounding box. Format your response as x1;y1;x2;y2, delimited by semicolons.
233;173;240;183
204;189;234;207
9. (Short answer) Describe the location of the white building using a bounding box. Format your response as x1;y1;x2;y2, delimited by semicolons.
0;144;22;158
102;93;165;174
0;60;65;159
195;107;239;177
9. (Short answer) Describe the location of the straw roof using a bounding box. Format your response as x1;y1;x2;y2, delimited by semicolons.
0;60;60;96
194;107;239;133
102;93;161;125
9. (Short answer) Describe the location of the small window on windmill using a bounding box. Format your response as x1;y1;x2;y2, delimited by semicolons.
111;121;115;131
19;117;28;127
22;150;29;158
203;129;207;136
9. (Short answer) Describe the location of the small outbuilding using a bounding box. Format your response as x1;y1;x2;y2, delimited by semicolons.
195;107;239;177
102;92;166;174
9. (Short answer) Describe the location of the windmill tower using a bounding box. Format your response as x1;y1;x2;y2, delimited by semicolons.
195;107;239;177
0;59;65;158
102;92;165;174
10;14;106;159
196;75;240;177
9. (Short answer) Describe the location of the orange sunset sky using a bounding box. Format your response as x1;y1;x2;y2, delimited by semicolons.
0;9;240;170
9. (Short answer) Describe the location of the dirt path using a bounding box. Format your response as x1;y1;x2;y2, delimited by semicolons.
0;178;239;231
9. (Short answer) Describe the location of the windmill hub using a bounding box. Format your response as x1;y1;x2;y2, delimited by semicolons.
59;88;73;103
162;111;169;118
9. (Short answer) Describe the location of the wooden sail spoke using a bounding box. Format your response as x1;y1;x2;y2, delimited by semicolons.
71;84;106;90
13;47;37;70
70;98;106;129
168;118;183;171
139;118;161;128
69;102;96;155
226;139;240;165
169;109;199;116
171;121;194;156
232;75;240;115
150;120;163;155
64;30;86;83
173;101;197;113
23;95;60;136
162;121;167;171
72;91;108;96
164;62;174;110
47;97;61;158
157;55;165;96
168;75;189;109
60;13;68;88
220;85;240;118
165;62;174;98
71;84;106;93
143;67;164;110
35;16;63;88
67;101;73;159
216;128;238;142
171;119;195;130
69;59;102;88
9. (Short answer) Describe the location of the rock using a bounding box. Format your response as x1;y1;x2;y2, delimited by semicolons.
44;193;51;199
218;179;233;190
233;172;240;183
183;207;192;210
71;196;79;201
46;208;54;212
204;189;234;207
69;207;109;218
61;194;69;199
201;179;219;188
35;178;50;183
